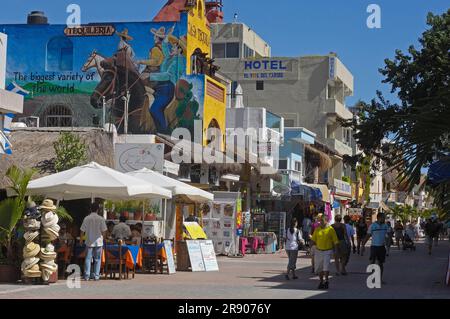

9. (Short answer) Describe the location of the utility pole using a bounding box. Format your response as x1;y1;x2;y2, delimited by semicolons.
124;91;130;135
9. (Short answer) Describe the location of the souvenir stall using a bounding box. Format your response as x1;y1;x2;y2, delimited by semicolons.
202;192;243;256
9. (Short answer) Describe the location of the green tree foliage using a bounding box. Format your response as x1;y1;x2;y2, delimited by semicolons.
0;166;35;262
344;10;450;213
53;132;88;172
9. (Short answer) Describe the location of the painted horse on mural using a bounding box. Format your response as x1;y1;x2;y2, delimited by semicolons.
89;49;161;134
82;50;107;77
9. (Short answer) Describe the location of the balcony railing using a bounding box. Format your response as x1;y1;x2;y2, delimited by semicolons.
326;138;353;156
326;99;353;120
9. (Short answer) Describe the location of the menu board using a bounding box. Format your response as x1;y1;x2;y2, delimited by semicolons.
186;240;206;272
199;240;219;272
163;240;176;274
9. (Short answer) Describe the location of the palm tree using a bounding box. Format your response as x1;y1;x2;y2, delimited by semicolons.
0;166;35;264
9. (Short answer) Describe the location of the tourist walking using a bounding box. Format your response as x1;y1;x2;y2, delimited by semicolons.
363;213;389;283
310;213;322;273
424;216;441;255
343;215;355;268
80;202;107;281
331;215;349;276
284;218;303;280
356;218;368;256
385;221;394;256
394;220;404;249
302;214;312;255
310;215;340;289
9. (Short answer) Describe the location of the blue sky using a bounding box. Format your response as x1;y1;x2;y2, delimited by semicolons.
0;0;448;105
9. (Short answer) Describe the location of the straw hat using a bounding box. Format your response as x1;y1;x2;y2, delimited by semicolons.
168;35;187;53
39;199;56;211
24;231;39;244
116;28;133;41
23;264;42;278
40;244;57;261
21;257;39;271
43;227;59;241
23;218;40;231
40;261;57;272
23;242;40;258
41;211;58;228
151;26;166;39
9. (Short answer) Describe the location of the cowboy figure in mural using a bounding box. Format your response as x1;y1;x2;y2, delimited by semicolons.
137;26;178;133
116;28;137;68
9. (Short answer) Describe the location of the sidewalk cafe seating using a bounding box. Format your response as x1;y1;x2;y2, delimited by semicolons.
104;241;131;280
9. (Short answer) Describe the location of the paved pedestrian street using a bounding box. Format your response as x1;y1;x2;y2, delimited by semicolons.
1;239;448;299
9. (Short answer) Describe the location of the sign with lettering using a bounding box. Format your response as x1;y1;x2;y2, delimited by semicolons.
239;58;298;81
334;178;352;197
163;240;176;274
186;240;206;272
199;240;219;272
64;25;115;37
329;56;336;80
115;143;164;173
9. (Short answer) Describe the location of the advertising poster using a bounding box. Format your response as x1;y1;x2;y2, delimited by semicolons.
163;240;176;274
200;240;219;272
186;240;205;272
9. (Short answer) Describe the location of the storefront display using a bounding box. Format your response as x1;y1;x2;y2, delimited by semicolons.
202;192;242;256
266;212;286;249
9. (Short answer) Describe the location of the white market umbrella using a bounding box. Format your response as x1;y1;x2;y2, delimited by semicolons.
26;162;172;201
126;168;213;203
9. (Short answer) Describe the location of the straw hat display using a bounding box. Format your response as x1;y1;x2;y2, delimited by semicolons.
39;199;57;211
41;211;59;228
23;264;42;278
23;242;40;259
23;218;41;231
21;257;39;272
39;244;57;261
23;231;39;244
39;244;58;281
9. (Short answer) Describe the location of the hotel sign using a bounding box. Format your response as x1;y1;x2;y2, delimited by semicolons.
334;178;352;197
64;25;115;37
239;58;299;81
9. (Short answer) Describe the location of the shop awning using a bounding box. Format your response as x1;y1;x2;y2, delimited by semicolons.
304;183;331;203
290;181;322;201
334;195;351;201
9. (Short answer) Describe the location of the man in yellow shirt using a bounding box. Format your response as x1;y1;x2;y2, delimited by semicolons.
310;214;339;289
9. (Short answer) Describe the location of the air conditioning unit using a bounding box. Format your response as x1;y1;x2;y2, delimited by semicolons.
18;116;39;127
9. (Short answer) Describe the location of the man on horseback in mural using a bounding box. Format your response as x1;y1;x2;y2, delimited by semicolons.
137;26;177;133
116;28;137;69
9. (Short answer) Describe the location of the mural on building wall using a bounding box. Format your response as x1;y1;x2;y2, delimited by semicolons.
0;14;207;135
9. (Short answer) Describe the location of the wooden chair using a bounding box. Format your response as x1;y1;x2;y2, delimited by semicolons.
104;242;128;280
142;240;158;274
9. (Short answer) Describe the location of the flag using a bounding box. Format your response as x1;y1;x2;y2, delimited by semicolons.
6;81;30;96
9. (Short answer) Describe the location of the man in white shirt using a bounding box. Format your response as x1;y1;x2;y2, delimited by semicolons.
112;216;132;240
80;202;107;281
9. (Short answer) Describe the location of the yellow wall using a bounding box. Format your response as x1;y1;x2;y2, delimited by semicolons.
203;75;226;151
186;0;211;74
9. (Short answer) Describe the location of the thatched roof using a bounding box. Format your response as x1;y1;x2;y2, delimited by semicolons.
0;128;114;188
305;144;333;172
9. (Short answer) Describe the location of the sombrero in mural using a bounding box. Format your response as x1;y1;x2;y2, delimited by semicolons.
168;35;187;53
116;28;133;41
151;26;166;39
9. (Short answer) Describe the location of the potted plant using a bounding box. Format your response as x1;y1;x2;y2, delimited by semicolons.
0;166;35;283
